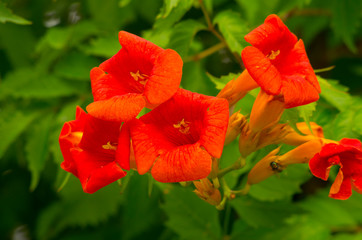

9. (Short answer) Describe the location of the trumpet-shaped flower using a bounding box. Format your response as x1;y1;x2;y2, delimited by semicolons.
309;138;362;200
59;107;127;193
125;89;229;182
242;14;321;108
87;31;183;121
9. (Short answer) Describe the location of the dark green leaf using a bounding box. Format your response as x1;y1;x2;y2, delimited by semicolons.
0;107;40;159
162;186;221;240
331;0;361;52
26;114;54;191
213;10;249;54
0;2;31;25
80;35;120;58
154;0;194;30
168;19;206;58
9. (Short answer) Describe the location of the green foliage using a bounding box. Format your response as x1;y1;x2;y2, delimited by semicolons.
0;2;31;25
162;186;222;240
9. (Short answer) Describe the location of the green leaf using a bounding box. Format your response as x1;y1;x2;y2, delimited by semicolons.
0;107;40;159
213;10;249;54
121;174;163;240
154;0;194;30
80;35;120;58
206;72;240;90
231;196;304;228
298;190;356;227
0;2;31;25
0;68;81;99
249;164;310;201
26;114;54;191
318;77;352;111
297;102;316;132
162;186;221;240
168;19;206;58
54;52;100;81
331;0;361;52
36;176;123;240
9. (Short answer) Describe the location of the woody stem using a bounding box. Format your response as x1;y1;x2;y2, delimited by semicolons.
198;0;243;66
184;42;226;62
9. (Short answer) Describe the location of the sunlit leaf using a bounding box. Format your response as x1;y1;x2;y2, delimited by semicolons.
318;76;352;111
206;72;240;90
0;2;31;25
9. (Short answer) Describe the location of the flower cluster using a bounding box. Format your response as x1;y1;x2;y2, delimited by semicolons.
59;15;362;203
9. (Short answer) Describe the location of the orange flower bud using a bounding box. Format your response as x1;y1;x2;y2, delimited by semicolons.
217;70;259;106
249;90;285;132
278;139;323;165
224;111;247;145
247;147;281;185
193;178;222;206
282;122;324;146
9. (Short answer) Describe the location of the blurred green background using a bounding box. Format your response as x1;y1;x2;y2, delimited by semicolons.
1;0;362;239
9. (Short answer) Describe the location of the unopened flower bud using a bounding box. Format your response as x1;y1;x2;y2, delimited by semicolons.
249;90;285;132
282;122;324;146
217;70;259;107
224;111;247;145
247;147;281;185
193;178;221;206
278;139;323;165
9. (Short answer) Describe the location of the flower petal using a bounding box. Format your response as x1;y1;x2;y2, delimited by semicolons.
116;123;131;170
86;94;146;122
71;149;126;194
351;174;362;194
144;49;183;105
309;152;331;181
242;46;282;95
151;144;212;182
329;176;352;200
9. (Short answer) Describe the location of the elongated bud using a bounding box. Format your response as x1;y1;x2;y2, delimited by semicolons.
282;122;324;146
217;70;259;107
249;90;285;132
278;139;323;165
193;178;221;206
247;147;281;185
224;111;247;145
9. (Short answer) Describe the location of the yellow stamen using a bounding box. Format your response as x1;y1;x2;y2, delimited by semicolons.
267;50;280;60
102;141;117;150
130;70;149;85
173;118;190;134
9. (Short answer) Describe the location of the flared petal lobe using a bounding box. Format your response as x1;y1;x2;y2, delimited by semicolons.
89;31;183;121
59;107;128;193
241;14;321;108
309;138;362;199
129;89;229;182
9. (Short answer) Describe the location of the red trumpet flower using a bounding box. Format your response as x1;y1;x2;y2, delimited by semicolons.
87;31;183;121
124;89;229;183
242;14;321;108
59;107;128;193
309;138;362;200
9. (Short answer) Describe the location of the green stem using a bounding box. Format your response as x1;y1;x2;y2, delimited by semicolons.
218;157;246;178
184;42;226;62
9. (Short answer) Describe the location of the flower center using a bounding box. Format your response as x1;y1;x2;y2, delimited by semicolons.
173;118;190;134
102;141;117;150
130;70;149;85
267;50;280;60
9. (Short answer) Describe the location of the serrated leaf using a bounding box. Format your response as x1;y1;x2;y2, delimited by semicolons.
231;196;304;228
26;114;54;191
80;35;120;58
36;176;123;240
213;10;249;54
162;186;221;240
0;2;31;25
318;76;352;111
168;19;206;58
54;52;100;81
331;0;361;52
297;102;316;132
121;174;163;240
0;108;40;159
206;72;240;90
0;68;81;99
249;164;310;201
